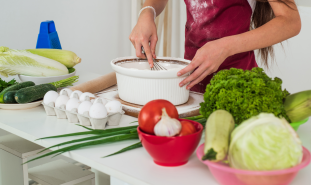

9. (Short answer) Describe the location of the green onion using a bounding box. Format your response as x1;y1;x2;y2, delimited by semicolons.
36;125;138;140
75;124;94;130
37;129;137;154
24;133;139;164
103;142;142;158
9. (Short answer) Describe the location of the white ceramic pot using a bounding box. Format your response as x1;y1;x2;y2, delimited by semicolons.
111;56;191;105
18;70;76;85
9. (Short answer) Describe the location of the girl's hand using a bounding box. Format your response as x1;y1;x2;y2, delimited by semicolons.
178;38;232;90
129;9;158;67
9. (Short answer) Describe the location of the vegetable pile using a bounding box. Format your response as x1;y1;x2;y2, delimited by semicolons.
23;67;311;168
0;46;81;104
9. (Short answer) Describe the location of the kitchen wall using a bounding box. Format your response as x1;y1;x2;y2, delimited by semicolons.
0;0;310;94
259;6;311;93
0;0;132;75
297;0;311;7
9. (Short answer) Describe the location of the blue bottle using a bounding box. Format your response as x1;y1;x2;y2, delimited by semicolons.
36;20;62;49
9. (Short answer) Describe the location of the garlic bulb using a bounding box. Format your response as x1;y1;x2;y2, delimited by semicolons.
154;108;182;137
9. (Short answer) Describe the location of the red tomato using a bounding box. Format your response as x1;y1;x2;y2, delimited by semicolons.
138;99;179;135
178;120;197;136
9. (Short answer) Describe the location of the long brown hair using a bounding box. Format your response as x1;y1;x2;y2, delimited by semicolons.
251;0;296;68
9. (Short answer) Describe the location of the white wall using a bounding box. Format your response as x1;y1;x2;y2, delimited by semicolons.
0;0;132;75
257;6;311;93
297;0;311;7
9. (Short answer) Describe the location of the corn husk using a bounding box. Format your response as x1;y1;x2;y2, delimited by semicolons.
26;49;81;68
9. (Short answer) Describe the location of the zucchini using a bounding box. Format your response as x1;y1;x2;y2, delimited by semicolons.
0;81;35;103
15;84;57;104
202;110;235;162
4;91;17;104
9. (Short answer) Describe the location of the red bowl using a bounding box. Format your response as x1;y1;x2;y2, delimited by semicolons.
137;119;203;167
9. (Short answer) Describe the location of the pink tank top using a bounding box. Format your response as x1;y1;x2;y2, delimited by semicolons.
184;0;258;93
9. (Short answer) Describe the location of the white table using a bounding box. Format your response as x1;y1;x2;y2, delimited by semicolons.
0;72;311;185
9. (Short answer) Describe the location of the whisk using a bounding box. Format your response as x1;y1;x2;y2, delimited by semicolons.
141;46;167;71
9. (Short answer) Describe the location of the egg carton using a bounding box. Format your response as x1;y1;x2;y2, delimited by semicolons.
42;102;124;130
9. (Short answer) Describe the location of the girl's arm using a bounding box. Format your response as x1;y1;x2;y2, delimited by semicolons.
129;0;168;67
226;0;301;59
178;0;301;89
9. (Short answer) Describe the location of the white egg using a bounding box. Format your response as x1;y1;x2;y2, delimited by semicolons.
60;88;73;97
79;92;95;102
89;103;108;119
78;101;93;114
55;95;70;108
93;98;108;105
70;90;83;99
43;91;59;105
66;98;81;111
105;100;122;113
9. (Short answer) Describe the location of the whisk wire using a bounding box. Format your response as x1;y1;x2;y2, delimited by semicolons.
141;46;167;71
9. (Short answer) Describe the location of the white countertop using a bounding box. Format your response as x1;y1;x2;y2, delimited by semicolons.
0;72;311;185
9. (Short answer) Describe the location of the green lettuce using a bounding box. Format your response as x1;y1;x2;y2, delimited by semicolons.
200;67;290;125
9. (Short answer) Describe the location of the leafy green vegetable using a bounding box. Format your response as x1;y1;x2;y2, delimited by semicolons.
103;142;142;158
24;133;139;164
0;78;17;92
200;67;290;125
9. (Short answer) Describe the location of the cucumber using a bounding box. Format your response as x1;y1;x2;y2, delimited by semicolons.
202;110;235;162
4;91;17;104
0;81;35;103
15;84;57;104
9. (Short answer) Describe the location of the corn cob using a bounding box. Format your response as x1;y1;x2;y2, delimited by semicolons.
26;49;81;68
284;90;311;122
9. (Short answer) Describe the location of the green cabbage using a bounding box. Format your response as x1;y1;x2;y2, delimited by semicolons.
229;113;303;171
199;67;290;125
0;46;68;77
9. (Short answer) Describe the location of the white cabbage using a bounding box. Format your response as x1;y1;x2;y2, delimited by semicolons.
0;46;68;77
229;113;303;171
